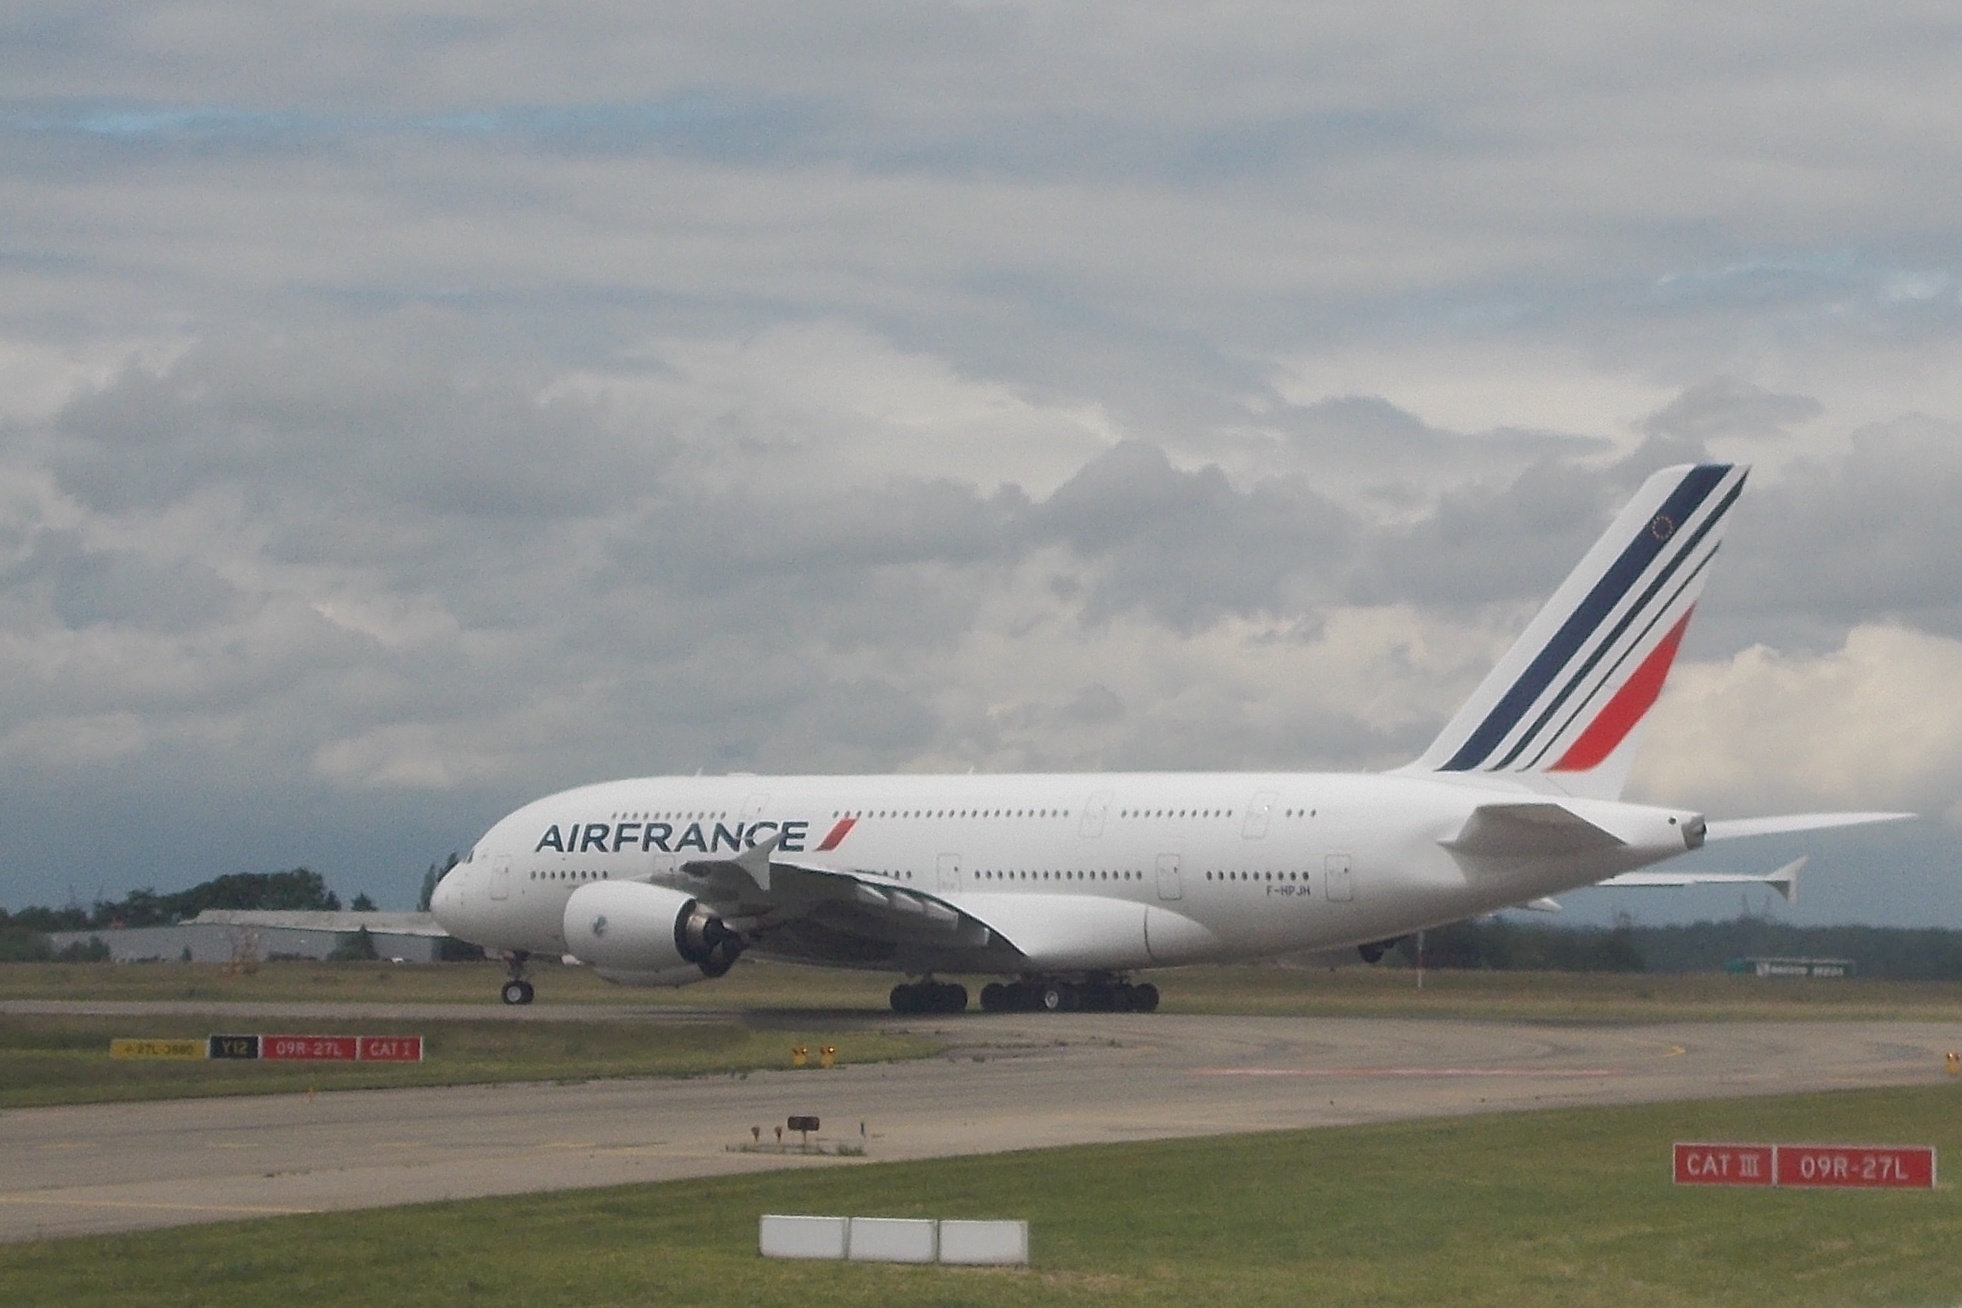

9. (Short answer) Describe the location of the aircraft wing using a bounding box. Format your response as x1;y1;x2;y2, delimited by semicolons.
676;840;1207;970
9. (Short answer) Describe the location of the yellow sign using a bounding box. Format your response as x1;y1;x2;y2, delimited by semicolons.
110;1038;206;1061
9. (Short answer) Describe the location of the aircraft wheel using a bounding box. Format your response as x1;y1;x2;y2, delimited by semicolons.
1131;982;1159;1013
1040;982;1075;1012
979;982;1008;1012
501;980;533;1006
939;983;969;1014
1082;982;1117;1012
889;983;921;1014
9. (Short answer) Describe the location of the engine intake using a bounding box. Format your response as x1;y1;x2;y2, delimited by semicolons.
562;880;745;984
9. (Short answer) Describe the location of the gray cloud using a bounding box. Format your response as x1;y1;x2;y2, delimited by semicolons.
1642;376;1822;443
1;4;1959;923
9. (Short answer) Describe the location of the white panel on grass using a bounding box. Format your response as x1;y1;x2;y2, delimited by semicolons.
758;1214;849;1260
846;1217;938;1263
937;1219;1029;1265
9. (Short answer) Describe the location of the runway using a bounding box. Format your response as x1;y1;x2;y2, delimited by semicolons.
2;1009;1956;1243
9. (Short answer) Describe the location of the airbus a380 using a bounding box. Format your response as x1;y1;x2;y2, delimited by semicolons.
432;463;1908;1013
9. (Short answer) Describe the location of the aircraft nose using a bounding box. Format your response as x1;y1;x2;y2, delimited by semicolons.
429;867;463;926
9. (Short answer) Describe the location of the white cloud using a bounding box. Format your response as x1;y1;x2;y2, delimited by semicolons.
1632;625;1962;822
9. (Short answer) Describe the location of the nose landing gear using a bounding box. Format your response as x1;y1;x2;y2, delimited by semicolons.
499;952;534;1005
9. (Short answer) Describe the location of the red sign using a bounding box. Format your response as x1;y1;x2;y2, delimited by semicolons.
1675;1142;1936;1189
1775;1145;1936;1189
356;1035;424;1063
261;1034;360;1061
1673;1142;1775;1186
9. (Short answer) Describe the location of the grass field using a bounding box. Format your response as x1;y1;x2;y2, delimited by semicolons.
7;957;1962;1023
0;1014;938;1109
2;1084;1957;1306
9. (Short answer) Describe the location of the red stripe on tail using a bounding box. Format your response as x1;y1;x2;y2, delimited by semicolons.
1548;609;1694;773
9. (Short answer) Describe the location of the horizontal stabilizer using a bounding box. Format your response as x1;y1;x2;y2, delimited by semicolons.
1444;802;1625;858
1596;857;1805;904
1519;897;1563;913
1703;812;1914;841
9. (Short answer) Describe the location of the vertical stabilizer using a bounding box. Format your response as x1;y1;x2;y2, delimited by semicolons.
1404;463;1748;799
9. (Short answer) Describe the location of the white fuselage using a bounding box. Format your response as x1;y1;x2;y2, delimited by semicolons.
433;770;1701;976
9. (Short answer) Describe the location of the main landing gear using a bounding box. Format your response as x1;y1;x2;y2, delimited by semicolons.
979;977;1159;1013
500;952;535;1005
889;979;968;1014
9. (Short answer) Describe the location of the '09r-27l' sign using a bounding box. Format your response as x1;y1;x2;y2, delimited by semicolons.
1673;1142;1936;1188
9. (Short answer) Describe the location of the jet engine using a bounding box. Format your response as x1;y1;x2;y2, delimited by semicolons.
561;881;745;985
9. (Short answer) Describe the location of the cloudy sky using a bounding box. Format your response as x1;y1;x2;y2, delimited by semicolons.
2;2;1958;924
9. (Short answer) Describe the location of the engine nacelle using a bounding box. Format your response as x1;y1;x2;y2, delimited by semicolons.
562;881;744;984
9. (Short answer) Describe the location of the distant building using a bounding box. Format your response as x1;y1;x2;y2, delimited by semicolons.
46;911;456;964
1725;956;1856;979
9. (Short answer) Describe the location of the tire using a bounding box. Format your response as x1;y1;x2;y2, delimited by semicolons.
1040;983;1071;1012
980;982;1007;1012
889;983;920;1014
1132;982;1159;1013
501;980;529;1006
942;983;968;1013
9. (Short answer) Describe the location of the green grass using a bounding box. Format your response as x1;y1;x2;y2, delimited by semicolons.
0;1014;938;1109
8;958;1962;1022
4;1084;1959;1306
0;957;907;1008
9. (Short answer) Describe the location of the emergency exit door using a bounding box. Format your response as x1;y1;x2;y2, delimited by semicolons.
1156;853;1183;901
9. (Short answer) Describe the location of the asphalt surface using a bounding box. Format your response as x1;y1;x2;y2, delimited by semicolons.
2;1006;1957;1243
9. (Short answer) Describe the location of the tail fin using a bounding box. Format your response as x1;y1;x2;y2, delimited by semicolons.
1405;463;1749;799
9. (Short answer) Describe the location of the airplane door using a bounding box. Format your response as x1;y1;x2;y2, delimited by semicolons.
1242;790;1278;839
491;855;511;902
1156;853;1183;901
1324;853;1353;902
1079;790;1112;838
937;853;962;893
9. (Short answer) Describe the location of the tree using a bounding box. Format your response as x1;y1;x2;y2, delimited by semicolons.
328;926;379;962
418;852;459;912
350;892;377;912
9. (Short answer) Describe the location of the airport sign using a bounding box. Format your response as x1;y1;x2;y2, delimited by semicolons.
1672;1143;1773;1185
356;1035;425;1062
1775;1144;1935;1188
1675;1142;1935;1189
109;1034;423;1062
109;1038;205;1060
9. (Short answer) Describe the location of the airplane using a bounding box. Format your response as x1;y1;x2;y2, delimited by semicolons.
430;462;1910;1012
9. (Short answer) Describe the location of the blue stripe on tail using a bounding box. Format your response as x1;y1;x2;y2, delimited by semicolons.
1438;464;1730;772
